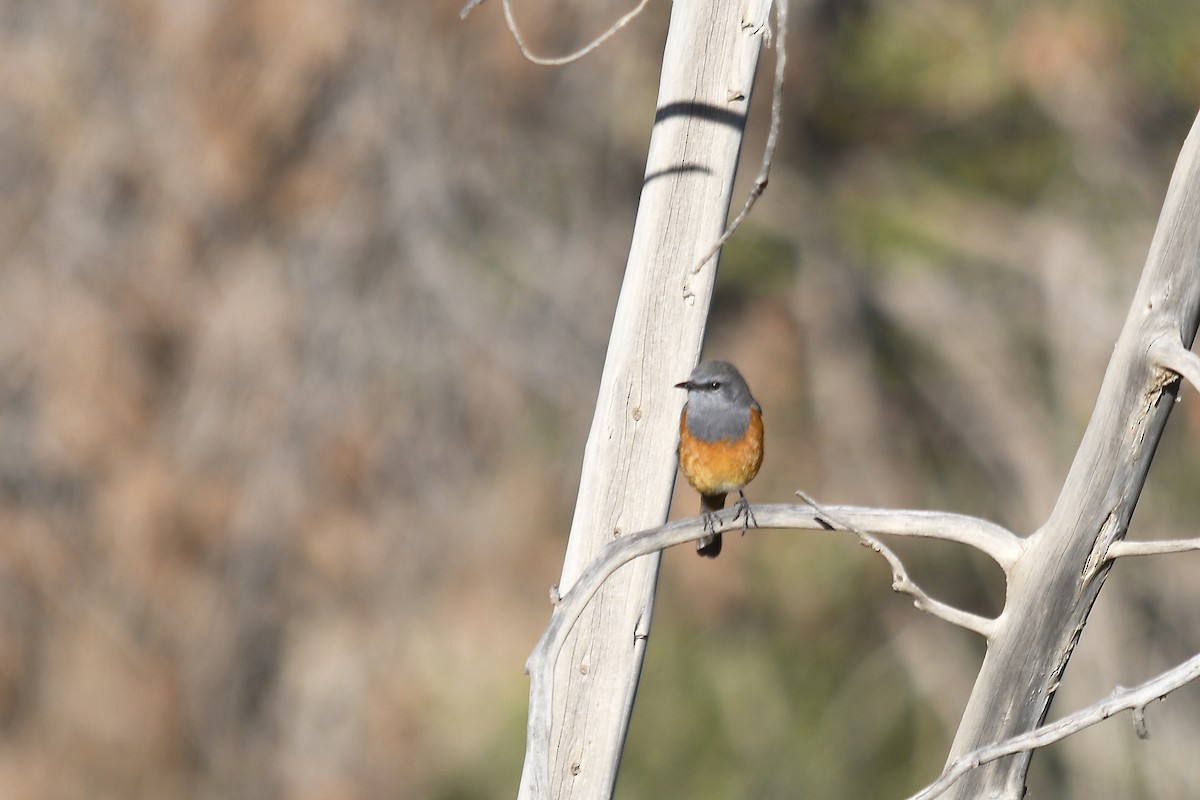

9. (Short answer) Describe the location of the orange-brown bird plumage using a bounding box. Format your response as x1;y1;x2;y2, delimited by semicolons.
675;360;764;558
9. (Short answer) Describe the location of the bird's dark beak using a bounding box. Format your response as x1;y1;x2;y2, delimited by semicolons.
674;380;691;390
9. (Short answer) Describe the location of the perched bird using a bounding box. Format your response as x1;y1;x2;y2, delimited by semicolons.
675;360;764;558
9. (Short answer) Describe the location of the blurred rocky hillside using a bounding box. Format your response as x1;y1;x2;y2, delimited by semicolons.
1;1;1199;798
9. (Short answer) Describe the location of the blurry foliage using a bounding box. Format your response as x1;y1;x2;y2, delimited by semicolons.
712;227;799;315
0;0;1199;798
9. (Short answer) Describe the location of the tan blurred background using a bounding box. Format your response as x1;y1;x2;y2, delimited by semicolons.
1;0;1200;797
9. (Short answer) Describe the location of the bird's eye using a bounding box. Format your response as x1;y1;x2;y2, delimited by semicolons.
708;381;720;390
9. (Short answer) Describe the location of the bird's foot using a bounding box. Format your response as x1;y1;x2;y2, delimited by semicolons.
733;491;757;534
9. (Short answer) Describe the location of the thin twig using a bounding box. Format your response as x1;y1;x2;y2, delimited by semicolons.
797;490;997;638
686;0;788;290
483;0;652;65
1106;536;1200;560
906;651;1200;800
459;0;486;19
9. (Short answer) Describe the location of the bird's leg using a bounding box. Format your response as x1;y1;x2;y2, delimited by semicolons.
733;490;757;533
701;506;720;536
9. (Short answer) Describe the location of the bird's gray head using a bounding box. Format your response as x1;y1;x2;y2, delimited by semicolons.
675;360;756;406
675;360;759;439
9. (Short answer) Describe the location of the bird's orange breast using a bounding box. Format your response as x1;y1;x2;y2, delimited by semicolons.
678;406;763;496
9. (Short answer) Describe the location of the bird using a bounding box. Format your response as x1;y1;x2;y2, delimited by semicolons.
675;359;764;558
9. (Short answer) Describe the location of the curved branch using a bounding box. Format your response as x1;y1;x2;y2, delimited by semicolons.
756;502;1026;571
484;0;652;65
796;491;996;638
861;532;995;637
523;515;711;797
907;651;1200;800
522;501;1021;797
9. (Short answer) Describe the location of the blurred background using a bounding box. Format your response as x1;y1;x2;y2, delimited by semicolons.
1;0;1200;797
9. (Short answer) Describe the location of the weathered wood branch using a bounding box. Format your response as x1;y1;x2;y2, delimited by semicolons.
1152;336;1200;393
795;492;1000;637
942;108;1200;799
523;501;1021;797
495;0;652;65
1105;536;1200;559
688;0;789;282
911;649;1200;800
515;0;775;797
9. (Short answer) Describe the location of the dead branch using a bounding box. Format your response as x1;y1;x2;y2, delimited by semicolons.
522;501;1020;798
461;0;651;64
941;106;1200;799
908;650;1200;800
686;0;788;295
1150;337;1200;394
797;490;997;638
1105;536;1200;560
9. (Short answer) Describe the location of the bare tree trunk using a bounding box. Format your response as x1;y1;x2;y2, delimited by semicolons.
943;109;1200;799
516;0;774;798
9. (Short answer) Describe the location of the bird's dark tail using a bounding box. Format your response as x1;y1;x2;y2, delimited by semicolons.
697;493;726;558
